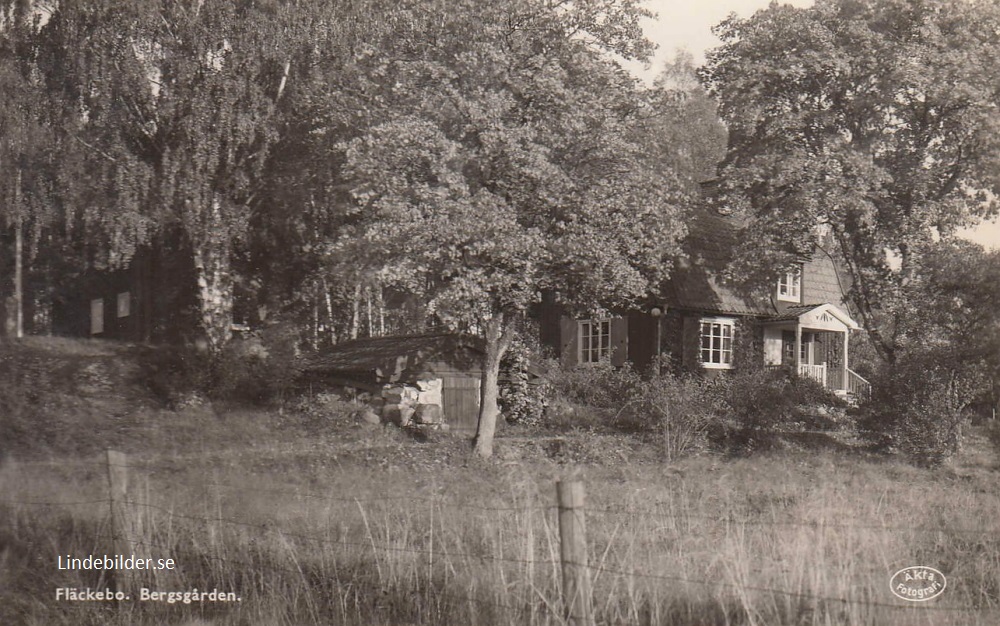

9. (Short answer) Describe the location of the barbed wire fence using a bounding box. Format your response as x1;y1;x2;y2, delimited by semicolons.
2;450;991;625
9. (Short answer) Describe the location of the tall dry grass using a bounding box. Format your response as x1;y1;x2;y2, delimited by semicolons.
2;447;999;626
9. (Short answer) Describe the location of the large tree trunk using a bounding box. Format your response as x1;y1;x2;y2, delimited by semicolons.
192;198;233;353
832;227;896;363
193;241;232;353
365;286;372;337
473;312;514;459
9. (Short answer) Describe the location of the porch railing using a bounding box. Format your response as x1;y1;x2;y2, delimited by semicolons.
798;363;827;388
847;368;872;401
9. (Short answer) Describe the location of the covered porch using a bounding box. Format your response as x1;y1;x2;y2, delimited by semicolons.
762;304;870;399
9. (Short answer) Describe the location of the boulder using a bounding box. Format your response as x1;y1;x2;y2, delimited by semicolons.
382;392;406;404
416;378;443;406
413;403;444;425
359;408;381;426
382;384;419;404
383;403;415;427
416;378;442;392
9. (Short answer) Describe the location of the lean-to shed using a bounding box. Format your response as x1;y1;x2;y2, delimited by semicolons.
302;333;484;436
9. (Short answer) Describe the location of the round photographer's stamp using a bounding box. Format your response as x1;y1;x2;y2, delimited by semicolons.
890;566;946;602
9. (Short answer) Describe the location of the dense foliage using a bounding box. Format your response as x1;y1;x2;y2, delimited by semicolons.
857;355;972;466
0;0;699;458
545;360;845;459
702;0;1000;363
3;0;999;462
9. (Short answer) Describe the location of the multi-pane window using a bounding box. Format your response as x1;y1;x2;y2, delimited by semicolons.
578;319;611;364
777;268;801;302
700;318;734;368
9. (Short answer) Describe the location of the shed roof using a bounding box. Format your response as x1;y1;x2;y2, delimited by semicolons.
302;333;484;383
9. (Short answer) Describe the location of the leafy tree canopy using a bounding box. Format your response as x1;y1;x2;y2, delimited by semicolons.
335;0;689;456
702;0;1000;362
901;240;1000;364
33;0;337;349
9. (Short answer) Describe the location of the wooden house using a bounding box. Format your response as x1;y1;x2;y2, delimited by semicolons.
541;208;871;399
48;246;199;344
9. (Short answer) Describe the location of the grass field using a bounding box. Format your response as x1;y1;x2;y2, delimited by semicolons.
2;338;999;625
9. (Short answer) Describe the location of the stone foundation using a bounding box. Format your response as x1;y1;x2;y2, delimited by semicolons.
381;378;447;429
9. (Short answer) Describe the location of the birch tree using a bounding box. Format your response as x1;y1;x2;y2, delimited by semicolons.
0;1;58;337
36;0;323;351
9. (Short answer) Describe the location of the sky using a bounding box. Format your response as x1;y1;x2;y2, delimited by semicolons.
626;0;1000;251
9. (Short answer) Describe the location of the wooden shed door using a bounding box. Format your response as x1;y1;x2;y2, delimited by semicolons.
442;375;481;437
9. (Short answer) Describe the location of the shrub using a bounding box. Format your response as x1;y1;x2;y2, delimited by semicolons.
139;344;214;408
857;355;971;466
618;368;724;461
545;357;720;458
545;359;845;457
545;359;642;412
711;367;844;454
140;323;303;407
212;323;303;404
498;335;552;426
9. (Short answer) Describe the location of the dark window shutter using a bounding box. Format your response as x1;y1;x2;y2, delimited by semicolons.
681;316;700;371
610;317;628;366
559;316;578;367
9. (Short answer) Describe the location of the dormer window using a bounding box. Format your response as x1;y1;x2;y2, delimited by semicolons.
777;268;801;303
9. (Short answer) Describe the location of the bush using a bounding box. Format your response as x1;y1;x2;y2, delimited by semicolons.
857;356;969;466
498;335;552;426
140;344;214;408
545;358;720;458
545;359;642;412
545;359;846;457
140;323;303;407
619;370;724;461
707;367;844;454
216;323;303;404
725;368;839;427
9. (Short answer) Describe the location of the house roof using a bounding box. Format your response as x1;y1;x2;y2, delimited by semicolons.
763;303;860;330
301;332;484;382
658;209;775;317
765;304;827;322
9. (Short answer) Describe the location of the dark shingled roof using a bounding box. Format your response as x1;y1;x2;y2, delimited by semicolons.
301;333;484;382
764;304;828;322
659;209;775;316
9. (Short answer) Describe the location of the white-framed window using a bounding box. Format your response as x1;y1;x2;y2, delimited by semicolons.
700;317;734;368
90;298;104;335
777;268;802;302
117;291;131;318
578;319;611;364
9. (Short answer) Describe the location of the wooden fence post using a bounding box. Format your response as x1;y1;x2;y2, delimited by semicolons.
557;481;594;626
106;449;129;594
